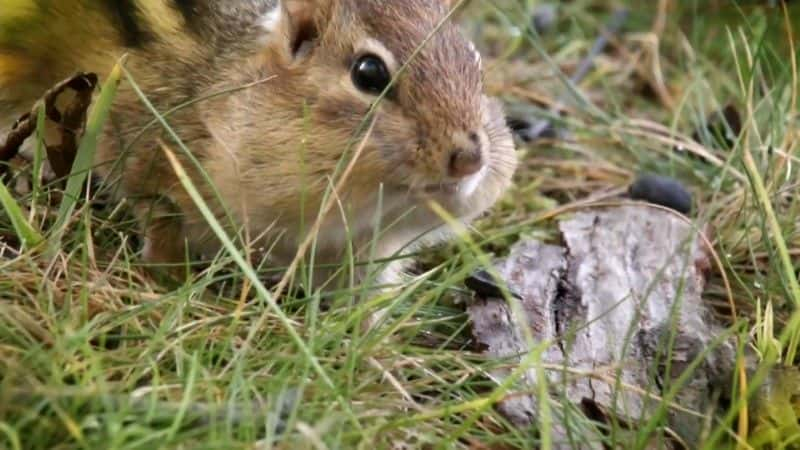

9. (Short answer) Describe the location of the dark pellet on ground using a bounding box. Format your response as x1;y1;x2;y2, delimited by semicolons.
465;269;521;300
532;3;558;34
506;116;559;142
691;103;742;150
507;117;532;134
628;173;693;215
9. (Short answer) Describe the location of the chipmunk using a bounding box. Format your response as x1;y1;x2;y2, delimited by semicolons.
0;0;517;287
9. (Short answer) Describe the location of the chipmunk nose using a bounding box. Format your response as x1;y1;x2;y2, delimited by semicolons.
447;132;484;178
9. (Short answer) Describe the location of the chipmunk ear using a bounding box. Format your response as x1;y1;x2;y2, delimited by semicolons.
277;0;335;62
256;1;322;64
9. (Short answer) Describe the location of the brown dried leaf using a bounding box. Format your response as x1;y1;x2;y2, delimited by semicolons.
0;72;98;180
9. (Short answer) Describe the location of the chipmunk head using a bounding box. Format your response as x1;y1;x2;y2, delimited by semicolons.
205;0;516;258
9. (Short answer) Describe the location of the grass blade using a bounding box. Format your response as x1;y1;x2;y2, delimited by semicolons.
0;172;43;249
159;139;361;430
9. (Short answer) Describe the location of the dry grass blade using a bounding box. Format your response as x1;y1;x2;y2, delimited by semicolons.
49;62;122;253
269;118;376;300
158;139;362;430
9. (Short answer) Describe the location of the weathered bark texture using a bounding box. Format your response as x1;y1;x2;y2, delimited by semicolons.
467;206;736;449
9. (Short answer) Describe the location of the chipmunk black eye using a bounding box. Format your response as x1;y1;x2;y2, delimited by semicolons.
351;54;391;95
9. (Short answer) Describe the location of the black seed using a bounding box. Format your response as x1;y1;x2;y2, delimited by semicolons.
629;173;693;215
465;269;521;300
691;103;742;151
506;116;559;142
507;117;532;133
532;3;558;34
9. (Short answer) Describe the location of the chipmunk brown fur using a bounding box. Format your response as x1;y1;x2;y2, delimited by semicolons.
0;0;517;287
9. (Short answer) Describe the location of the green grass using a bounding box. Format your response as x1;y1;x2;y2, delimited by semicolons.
1;0;800;448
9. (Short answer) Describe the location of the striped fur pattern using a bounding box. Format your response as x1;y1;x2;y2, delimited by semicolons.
0;1;277;119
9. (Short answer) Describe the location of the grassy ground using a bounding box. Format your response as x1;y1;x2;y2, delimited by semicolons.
1;1;799;448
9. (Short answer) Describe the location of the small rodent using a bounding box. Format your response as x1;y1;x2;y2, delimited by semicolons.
0;0;518;286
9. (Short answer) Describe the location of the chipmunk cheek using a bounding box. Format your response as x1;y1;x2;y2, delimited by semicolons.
315;93;371;129
367;128;418;173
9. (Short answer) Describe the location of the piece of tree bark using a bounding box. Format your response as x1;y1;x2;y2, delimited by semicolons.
467;206;735;449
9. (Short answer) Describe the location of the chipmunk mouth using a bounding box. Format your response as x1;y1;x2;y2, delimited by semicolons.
416;165;489;198
420;182;458;194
